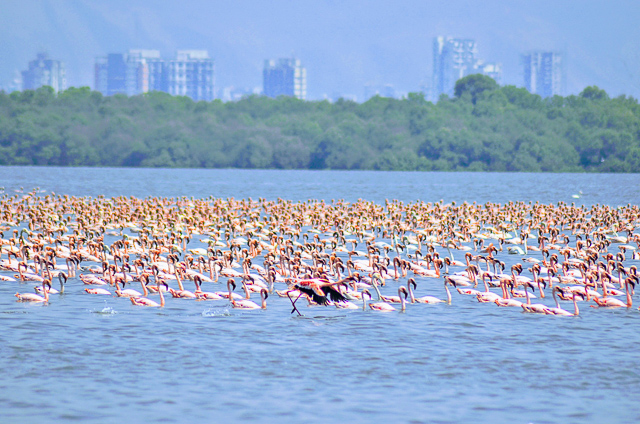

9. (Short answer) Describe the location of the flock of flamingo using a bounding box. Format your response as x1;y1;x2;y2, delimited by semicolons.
3;189;640;317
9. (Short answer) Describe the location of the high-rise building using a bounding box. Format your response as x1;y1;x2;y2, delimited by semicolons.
263;58;306;100
94;57;108;94
145;54;168;93
21;53;67;93
126;49;163;95
107;54;126;95
522;52;564;98
432;37;502;100
94;54;127;96
166;50;215;101
94;49;214;101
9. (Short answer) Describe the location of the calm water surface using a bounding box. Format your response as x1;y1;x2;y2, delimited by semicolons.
1;167;639;424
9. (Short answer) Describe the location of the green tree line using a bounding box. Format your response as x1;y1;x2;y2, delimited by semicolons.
1;74;639;171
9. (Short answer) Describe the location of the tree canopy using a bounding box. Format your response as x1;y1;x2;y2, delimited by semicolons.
1;78;639;172
454;74;499;104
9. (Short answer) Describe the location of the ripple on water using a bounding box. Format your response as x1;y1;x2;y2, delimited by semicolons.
91;306;117;315
201;308;231;317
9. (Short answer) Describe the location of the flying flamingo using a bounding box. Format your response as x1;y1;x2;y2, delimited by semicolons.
288;276;353;307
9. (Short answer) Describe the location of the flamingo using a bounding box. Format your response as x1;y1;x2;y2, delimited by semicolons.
545;288;581;316
288;276;352;306
407;278;452;304
85;287;111;295
474;274;500;303
593;276;636;308
79;274;108;285
14;262;44;282
520;282;552;314
334;299;361;309
16;280;51;303
232;288;269;309
215;279;245;300
35;272;66;295
366;286;409;312
114;277;143;298
371;277;411;303
194;275;223;300
168;271;197;299
130;282;167;307
494;280;523;307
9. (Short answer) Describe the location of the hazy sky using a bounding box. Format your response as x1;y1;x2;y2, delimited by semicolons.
2;0;639;100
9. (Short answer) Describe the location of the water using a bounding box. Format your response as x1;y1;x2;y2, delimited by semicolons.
1;167;640;423
1;166;638;205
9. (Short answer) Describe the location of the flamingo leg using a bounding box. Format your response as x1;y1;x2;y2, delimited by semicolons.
287;291;302;316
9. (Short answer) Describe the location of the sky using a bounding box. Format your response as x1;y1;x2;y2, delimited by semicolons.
1;0;639;100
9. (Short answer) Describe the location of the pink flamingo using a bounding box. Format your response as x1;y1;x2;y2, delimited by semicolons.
545;288;581;316
366;286;409;312
232;288;269;309
130;282;167;307
16;280;51;302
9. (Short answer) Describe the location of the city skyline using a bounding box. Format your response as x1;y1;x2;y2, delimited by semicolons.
16;44;560;103
6;44;583;104
1;1;639;101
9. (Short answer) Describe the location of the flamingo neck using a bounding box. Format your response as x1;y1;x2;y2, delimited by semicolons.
373;281;382;300
176;271;184;291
